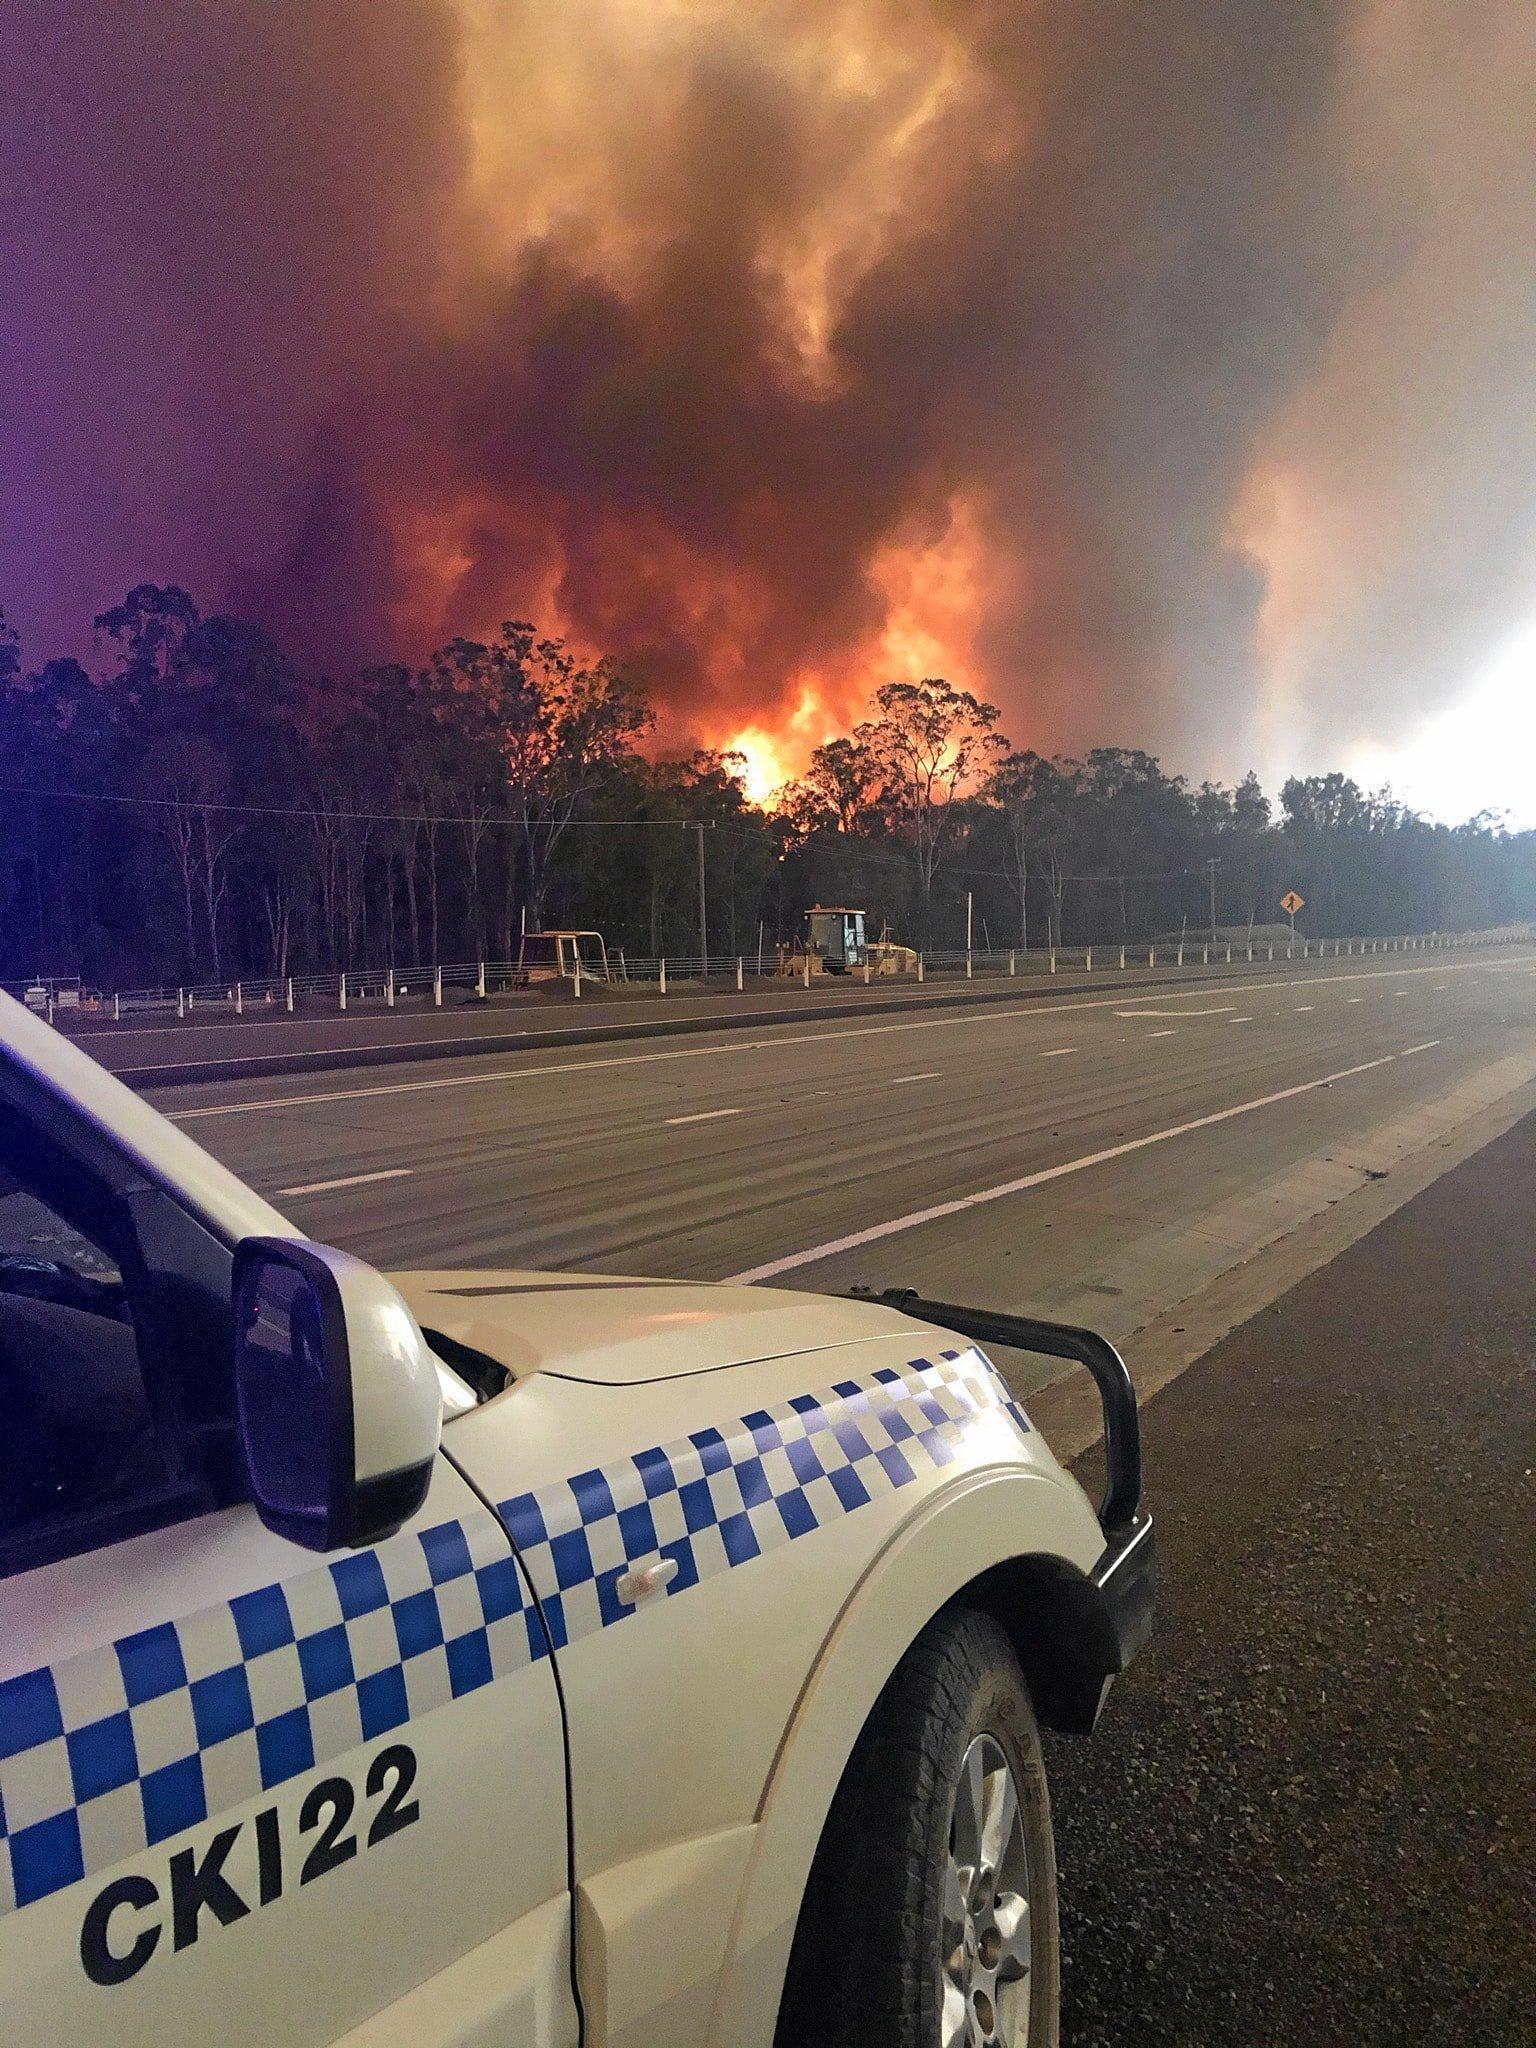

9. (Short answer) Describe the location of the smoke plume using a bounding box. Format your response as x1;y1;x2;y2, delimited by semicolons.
4;0;1534;785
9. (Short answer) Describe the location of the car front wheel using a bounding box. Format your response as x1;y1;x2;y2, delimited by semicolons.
775;1606;1060;2048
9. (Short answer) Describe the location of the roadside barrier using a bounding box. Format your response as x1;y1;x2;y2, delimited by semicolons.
9;927;1531;1031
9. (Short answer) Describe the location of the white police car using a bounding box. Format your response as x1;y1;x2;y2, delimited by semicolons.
0;989;1152;2047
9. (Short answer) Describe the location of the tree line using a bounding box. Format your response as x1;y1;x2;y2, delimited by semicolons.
1;584;1530;989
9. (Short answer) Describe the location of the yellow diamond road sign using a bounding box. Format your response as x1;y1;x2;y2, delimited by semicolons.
1281;889;1305;916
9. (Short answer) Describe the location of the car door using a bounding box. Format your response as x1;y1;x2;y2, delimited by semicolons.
0;1092;578;2047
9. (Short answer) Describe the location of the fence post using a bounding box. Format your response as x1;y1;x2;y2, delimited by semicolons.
1202;944;1208;966
863;960;871;985
178;988;185;1019
1177;943;1184;967
619;949;628;981
1049;948;1057;974
112;992;120;1023
339;974;347;1011
918;954;925;983
1226;944;1232;964
1120;944;1126;970
573;961;582;998
187;990;195;1012
286;977;294;1013
235;981;243;1016
476;960;486;999
659;958;667;996
433;967;442;1008
804;952;812;989
386;970;395;1009
1009;951;1016;977
736;957;744;992
1149;946;1156;967
1268;944;1274;962
1085;946;1093;972
1246;942;1252;962
966;950;973;980
46;995;54;1025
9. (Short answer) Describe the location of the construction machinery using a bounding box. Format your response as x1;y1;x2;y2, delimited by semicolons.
780;908;917;977
513;929;610;987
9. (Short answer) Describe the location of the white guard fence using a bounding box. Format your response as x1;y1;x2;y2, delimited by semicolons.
7;926;1531;1027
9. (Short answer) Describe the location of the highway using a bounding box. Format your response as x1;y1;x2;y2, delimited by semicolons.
148;944;1536;1405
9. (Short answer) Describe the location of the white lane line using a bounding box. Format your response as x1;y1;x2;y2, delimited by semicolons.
1040;1047;1076;1058
891;1070;941;1085
275;1168;414;1198
1347;997;1364;1004
725;1052;1403;1284
665;1106;744;1126
1399;1039;1442;1056
1115;1005;1234;1018
168;955;1502;1122
1394;988;1408;996
1228;1016;1253;1024
1146;1029;1177;1039
1293;1005;1314;1012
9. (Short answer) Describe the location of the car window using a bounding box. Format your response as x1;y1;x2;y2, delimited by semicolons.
0;1157;204;1579
0;1174;123;1284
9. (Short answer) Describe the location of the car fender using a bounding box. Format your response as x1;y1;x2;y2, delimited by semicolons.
704;1461;1103;2048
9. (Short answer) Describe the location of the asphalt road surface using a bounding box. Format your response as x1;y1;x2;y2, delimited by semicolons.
149;945;1536;1402
1048;1104;1535;2046
127;941;1536;2040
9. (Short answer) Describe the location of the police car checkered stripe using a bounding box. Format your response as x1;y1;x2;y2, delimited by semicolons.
0;1348;1025;1916
496;1348;1028;1656
0;1509;535;1918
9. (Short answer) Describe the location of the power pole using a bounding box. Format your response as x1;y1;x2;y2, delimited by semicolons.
1207;857;1220;943
696;823;708;972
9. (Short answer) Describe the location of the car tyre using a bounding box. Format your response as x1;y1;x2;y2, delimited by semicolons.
775;1606;1060;2048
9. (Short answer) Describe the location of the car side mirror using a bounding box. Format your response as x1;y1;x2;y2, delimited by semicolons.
233;1237;443;1551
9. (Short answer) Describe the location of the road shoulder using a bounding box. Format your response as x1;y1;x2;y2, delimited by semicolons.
1046;1103;1536;2045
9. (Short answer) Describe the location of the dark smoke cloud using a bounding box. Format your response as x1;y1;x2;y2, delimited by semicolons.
4;1;1534;785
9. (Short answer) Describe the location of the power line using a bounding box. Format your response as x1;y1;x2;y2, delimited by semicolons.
0;783;723;829
0;782;1219;885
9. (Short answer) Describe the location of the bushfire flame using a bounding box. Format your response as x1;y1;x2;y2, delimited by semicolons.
4;0;1534;812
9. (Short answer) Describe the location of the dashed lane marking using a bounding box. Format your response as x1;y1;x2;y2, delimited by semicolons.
276;1167;414;1197
891;1071;942;1084
665;1106;745;1126
167;955;1507;1122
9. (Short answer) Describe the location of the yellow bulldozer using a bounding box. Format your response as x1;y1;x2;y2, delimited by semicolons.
779;907;917;977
